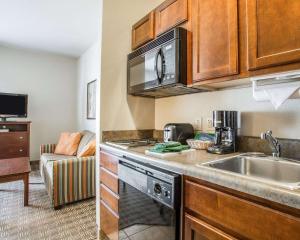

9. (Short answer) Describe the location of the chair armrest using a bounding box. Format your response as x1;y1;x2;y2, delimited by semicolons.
53;156;95;207
40;144;56;155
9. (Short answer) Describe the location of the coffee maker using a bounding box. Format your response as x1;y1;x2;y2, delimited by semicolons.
207;111;238;154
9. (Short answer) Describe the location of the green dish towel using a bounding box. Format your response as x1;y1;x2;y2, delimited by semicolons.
149;141;190;153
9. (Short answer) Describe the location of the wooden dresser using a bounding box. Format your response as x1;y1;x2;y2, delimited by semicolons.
0;121;31;160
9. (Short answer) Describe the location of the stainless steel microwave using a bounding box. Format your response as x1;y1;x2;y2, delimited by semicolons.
127;28;203;98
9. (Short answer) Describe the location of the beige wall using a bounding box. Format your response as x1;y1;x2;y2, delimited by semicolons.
0;46;78;161
77;42;100;132
155;86;300;139
100;0;164;131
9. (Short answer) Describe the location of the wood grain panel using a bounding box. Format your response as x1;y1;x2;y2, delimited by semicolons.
100;183;119;214
100;151;118;175
185;180;300;240
185;214;236;240
155;0;188;36
0;131;29;159
100;167;118;194
247;0;300;70
132;11;155;50
100;200;119;240
192;0;238;81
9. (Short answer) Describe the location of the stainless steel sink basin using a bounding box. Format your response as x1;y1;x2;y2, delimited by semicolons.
202;155;300;190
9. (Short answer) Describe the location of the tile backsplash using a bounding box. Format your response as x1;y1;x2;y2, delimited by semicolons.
102;130;300;160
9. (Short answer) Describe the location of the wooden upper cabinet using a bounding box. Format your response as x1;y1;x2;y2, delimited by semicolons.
155;0;188;36
192;0;239;82
132;11;155;50
247;0;300;70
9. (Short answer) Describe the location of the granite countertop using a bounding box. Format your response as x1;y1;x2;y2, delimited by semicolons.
100;143;300;209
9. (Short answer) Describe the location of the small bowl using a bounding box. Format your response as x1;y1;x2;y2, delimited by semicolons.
187;139;214;150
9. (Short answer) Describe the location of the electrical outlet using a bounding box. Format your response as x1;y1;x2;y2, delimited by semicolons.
194;118;203;131
207;118;214;130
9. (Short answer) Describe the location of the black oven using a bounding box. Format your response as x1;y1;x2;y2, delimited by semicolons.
118;157;181;240
127;28;203;98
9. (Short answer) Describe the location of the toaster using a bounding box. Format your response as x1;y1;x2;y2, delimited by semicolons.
163;123;194;144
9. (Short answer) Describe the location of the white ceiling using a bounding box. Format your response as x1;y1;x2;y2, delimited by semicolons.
0;0;100;57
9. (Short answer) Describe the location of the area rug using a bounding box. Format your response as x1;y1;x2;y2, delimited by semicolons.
0;171;97;240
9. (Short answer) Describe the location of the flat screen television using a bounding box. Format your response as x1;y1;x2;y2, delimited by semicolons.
0;93;28;121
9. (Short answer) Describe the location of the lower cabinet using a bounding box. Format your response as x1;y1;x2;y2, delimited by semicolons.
100;201;119;240
184;176;300;240
185;214;236;240
100;151;119;240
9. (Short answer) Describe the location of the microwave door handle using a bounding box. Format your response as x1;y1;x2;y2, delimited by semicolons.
155;49;162;83
161;50;166;82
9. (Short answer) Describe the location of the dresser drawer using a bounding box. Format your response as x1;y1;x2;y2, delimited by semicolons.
0;132;28;144
100;200;119;240
0;132;28;158
100;183;119;214
185;180;300;240
0;146;28;158
100;167;119;194
100;152;118;175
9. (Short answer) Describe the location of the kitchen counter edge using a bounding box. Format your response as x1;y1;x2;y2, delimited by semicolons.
99;143;300;210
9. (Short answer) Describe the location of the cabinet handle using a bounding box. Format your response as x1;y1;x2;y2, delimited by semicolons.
19;136;24;140
19;149;23;152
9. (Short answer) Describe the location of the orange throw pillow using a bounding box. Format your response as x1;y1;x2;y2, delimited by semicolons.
54;132;82;156
78;139;96;157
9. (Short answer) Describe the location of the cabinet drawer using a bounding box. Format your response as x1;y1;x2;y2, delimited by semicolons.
100;167;118;194
100;183;119;214
185;180;300;240
132;11;155;50
0;132;28;144
100;200;119;240
0;132;28;159
155;0;188;36
185;214;236;240
100;152;118;175
0;146;28;159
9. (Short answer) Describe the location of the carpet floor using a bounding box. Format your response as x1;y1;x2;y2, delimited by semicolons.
0;171;97;240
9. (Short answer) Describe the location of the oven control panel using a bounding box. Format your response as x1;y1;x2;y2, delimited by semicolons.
147;177;173;207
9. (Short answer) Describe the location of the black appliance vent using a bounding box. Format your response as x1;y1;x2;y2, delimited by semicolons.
128;28;183;61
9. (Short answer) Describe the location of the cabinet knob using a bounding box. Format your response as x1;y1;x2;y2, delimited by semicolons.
19;149;23;152
19;136;24;140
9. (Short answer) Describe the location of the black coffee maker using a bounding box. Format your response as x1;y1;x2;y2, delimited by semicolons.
207;110;238;154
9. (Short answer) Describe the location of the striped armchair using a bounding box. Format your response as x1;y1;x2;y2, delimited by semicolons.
40;131;95;209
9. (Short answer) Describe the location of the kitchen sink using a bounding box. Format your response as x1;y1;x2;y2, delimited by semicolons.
201;154;300;190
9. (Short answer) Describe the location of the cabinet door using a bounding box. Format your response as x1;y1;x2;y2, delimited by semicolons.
155;0;188;36
100;167;119;194
100;201;119;240
185;214;236;240
247;0;300;70
185;179;300;240
100;151;118;175
132;11;155;50
192;0;238;82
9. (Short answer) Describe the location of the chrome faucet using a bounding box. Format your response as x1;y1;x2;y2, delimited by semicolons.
261;130;281;157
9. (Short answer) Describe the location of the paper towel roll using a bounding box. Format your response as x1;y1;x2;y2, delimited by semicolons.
252;74;300;109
